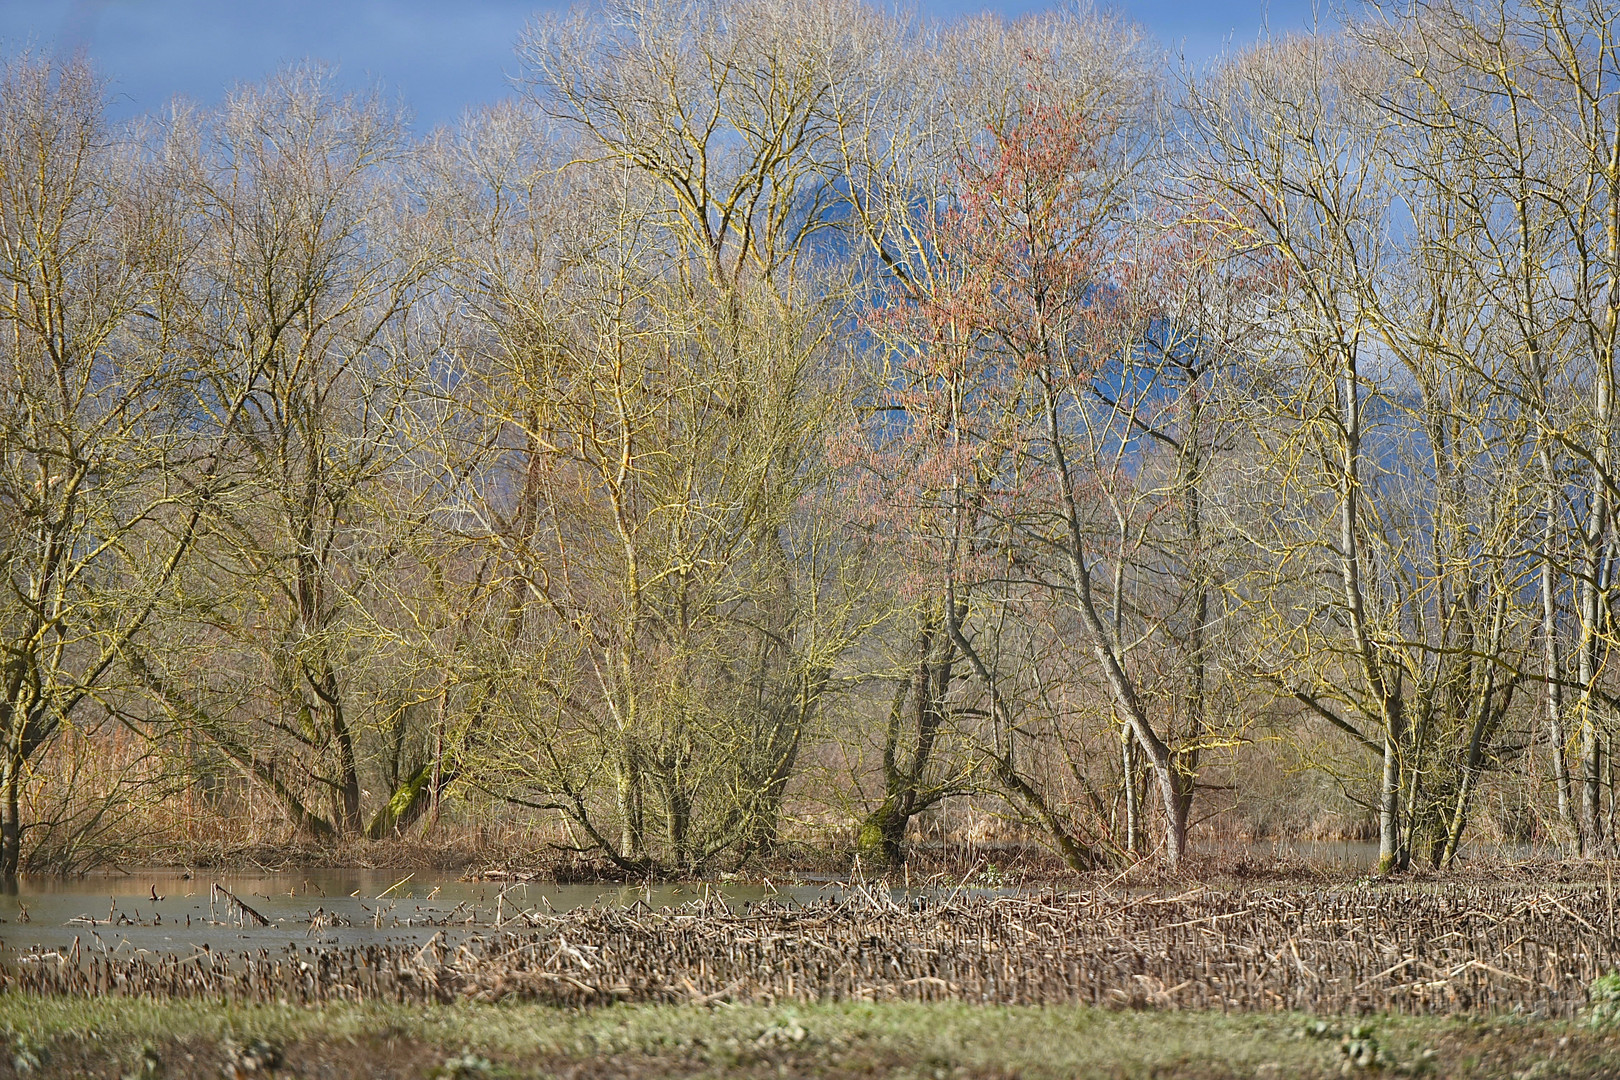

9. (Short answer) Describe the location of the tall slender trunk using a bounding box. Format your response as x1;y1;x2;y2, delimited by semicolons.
321;670;361;835
1577;531;1610;853
1378;731;1403;873
1541;467;1575;837
1175;380;1209;862
429;688;447;831
1121;730;1140;855
1330;342;1406;874
1441;630;1506;868
1524;189;1576;843
612;575;646;860
0;753;20;878
1041;378;1186;865
1579;144;1620;852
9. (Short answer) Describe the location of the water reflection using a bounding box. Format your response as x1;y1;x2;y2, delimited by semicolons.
0;840;1566;961
0;870;843;959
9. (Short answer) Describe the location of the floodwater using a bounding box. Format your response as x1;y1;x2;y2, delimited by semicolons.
0;840;1552;963
0;870;842;961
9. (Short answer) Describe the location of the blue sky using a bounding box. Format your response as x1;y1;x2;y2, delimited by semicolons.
0;0;1335;131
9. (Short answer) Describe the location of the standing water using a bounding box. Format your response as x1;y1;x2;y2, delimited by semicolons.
0;870;837;959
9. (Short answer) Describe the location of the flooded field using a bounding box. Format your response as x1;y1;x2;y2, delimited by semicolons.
0;869;836;958
0;842;1591;1021
6;877;1617;1017
0;839;1545;960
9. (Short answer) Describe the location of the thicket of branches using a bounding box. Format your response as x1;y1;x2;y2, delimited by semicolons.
4;0;1619;876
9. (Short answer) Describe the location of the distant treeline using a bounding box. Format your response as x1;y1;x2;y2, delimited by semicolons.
1;0;1616;876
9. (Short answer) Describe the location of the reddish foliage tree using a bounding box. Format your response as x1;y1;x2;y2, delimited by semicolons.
855;86;1273;865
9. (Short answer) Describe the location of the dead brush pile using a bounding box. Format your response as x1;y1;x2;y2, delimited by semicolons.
6;885;1618;1016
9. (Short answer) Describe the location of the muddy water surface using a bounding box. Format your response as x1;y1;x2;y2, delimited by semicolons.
0;870;836;959
0;839;1537;963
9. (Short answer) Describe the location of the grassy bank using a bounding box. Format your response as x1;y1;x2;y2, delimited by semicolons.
5;996;1620;1079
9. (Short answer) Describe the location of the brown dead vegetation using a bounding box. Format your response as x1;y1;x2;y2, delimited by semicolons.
9;884;1620;1017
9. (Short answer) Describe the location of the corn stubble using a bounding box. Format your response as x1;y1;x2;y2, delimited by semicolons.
7;885;1617;1017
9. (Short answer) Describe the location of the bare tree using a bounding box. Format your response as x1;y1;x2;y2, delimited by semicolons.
134;66;439;843
420;2;876;866
0;56;242;872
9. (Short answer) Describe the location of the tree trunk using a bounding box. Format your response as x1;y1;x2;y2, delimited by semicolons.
742;697;810;859
366;762;434;840
859;798;909;866
1038;380;1188;866
1575;392;1613;854
1584;716;1606;852
858;612;952;866
1440;725;1485;868
1122;729;1140;855
1176;382;1209;862
1155;761;1191;864
326;679;362;836
616;750;645;861
1377;730;1403;874
1540;467;1576;839
0;753;20;878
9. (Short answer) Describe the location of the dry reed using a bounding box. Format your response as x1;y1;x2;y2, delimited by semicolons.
6;884;1616;1017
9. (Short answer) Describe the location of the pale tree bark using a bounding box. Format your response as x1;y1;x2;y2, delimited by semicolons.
1189;34;1427;873
1363;0;1620;857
